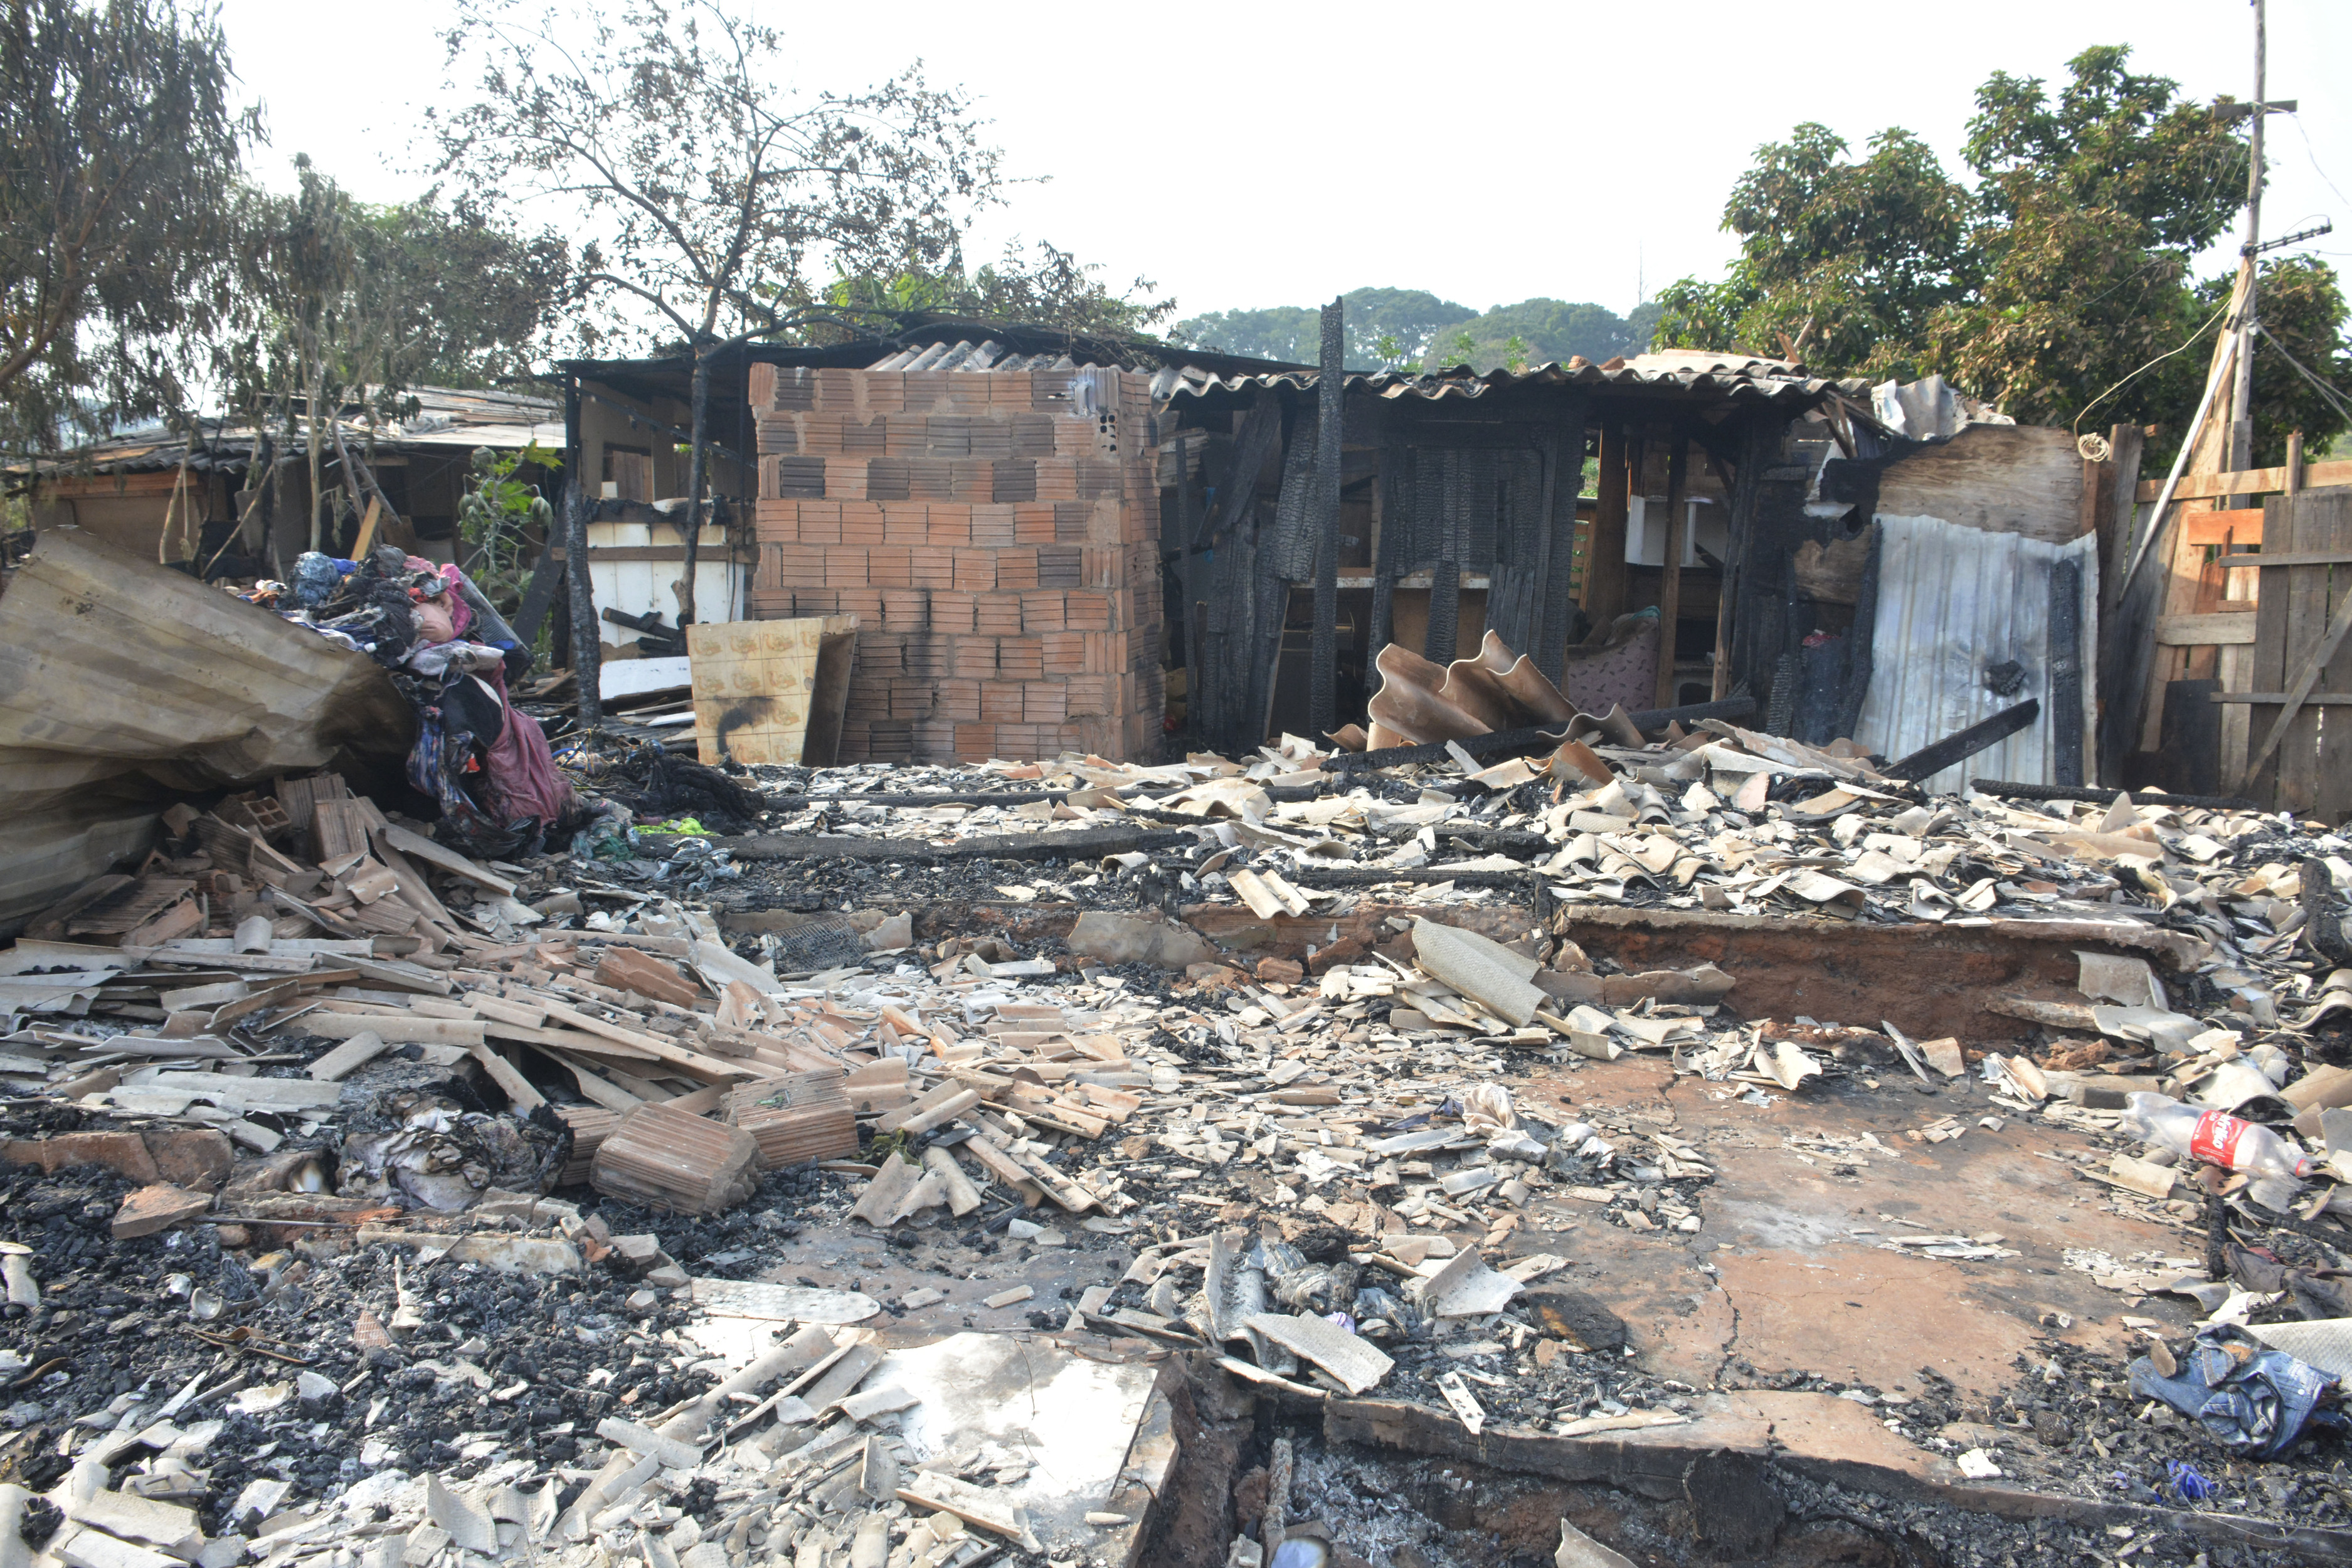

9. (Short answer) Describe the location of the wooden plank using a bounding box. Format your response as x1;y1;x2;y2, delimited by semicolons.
2157;679;2222;796
376;824;516;898
2280;494;2329;811
307;1030;393;1081
1875;424;2089;543
297;1013;486;1047
2217;551;2352;568
2312;490;2352;822
470;1044;546;1111
2212;691;2352;703
1652;434;1687;710
685;616;856;767
527;1046;644;1111
2136;458;2352;502
2154;613;2257;645
2186;509;2265;546
2247;490;2296;807
1584;423;1630;624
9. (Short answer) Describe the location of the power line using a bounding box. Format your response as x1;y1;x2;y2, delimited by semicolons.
2069;298;2233;434
2255;321;2352;426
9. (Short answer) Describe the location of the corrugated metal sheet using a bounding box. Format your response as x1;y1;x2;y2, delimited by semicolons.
0;527;415;929
12;385;563;479
1853;514;2099;792
1158;349;1858;407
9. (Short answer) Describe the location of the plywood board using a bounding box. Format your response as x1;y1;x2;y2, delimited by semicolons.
687;617;859;766
1874;425;2087;544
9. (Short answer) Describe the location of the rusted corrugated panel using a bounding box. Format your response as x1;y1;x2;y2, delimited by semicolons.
1851;514;2099;792
1161;349;1853;408
0;527;415;928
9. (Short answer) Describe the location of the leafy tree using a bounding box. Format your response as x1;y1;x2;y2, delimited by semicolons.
224;158;573;548
1651;45;2338;455
1926;45;2254;428
458;441;560;606
2209;257;2352;465
431;0;1005;624
0;0;257;448
825;238;1173;343
1444;328;1479;368
1175;288;1479;368
1653;124;1972;377
432;0;1000;358
1503;334;1530;373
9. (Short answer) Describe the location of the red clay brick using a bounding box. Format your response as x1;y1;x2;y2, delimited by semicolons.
970;506;1017;548
951;637;998;679
867;546;912;588
980;682;1023;723
997;638;1044;682
1024;684;1067;724
909;547;954;590
928;591;977;635
1020;591;1066;633
951;549;996;593
995;549;1039;591
974;594;1024;636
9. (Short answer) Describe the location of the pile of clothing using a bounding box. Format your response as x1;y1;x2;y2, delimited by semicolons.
245;547;579;856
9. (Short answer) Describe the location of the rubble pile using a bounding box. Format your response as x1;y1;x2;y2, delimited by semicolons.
5;679;2352;1564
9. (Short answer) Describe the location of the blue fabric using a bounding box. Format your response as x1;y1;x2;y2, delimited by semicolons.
2130;1326;2344;1459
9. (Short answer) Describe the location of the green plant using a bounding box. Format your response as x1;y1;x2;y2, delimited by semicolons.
1504;333;1530;373
457;439;559;607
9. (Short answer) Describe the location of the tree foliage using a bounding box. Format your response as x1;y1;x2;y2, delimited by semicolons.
824;239;1175;343
0;0;257;448
1654;46;2347;456
225;159;573;415
430;0;1003;356
1176;288;1659;372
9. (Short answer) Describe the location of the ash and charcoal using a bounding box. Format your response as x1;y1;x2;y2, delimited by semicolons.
10;708;2352;1568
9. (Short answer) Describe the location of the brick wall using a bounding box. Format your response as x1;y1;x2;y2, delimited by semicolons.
746;363;1164;763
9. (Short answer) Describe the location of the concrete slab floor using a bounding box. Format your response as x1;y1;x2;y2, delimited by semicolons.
1505;1056;2189;1403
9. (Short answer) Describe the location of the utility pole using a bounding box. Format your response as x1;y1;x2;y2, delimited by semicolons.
2228;0;2267;474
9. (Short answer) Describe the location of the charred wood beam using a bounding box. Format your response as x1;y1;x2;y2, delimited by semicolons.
1882;699;2040;782
1310;297;1344;736
718;825;1199;864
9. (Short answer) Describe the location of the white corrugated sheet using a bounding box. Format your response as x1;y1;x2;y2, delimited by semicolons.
1853;514;2099;792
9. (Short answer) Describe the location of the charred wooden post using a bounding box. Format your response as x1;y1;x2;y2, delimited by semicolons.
1653;428;1690;708
1309;298;1344;736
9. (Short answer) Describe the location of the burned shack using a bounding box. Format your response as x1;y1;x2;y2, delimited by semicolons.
9;387;564;577
561;325;2124;791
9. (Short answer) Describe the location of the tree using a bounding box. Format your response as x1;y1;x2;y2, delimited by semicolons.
2219;257;2352;466
1653;124;1973;378
224;158;575;548
825;238;1174;343
1926;45;2253;428
430;0;1004;623
0;0;257;448
1651;46;2326;454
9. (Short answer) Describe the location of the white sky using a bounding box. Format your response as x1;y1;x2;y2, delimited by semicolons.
215;0;2351;325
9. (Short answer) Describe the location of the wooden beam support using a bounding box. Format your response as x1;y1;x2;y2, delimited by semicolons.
1584;423;1631;624
1652;431;1689;709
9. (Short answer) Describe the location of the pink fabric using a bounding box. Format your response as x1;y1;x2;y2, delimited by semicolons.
475;666;577;825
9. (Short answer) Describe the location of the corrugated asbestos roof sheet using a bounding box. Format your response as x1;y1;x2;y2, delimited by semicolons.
1153;349;1862;406
1852;514;2098;792
13;385;564;479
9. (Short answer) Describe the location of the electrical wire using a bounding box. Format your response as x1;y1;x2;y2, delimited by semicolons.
2289;113;2352;215
2255;321;2352;425
2069;299;2233;435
